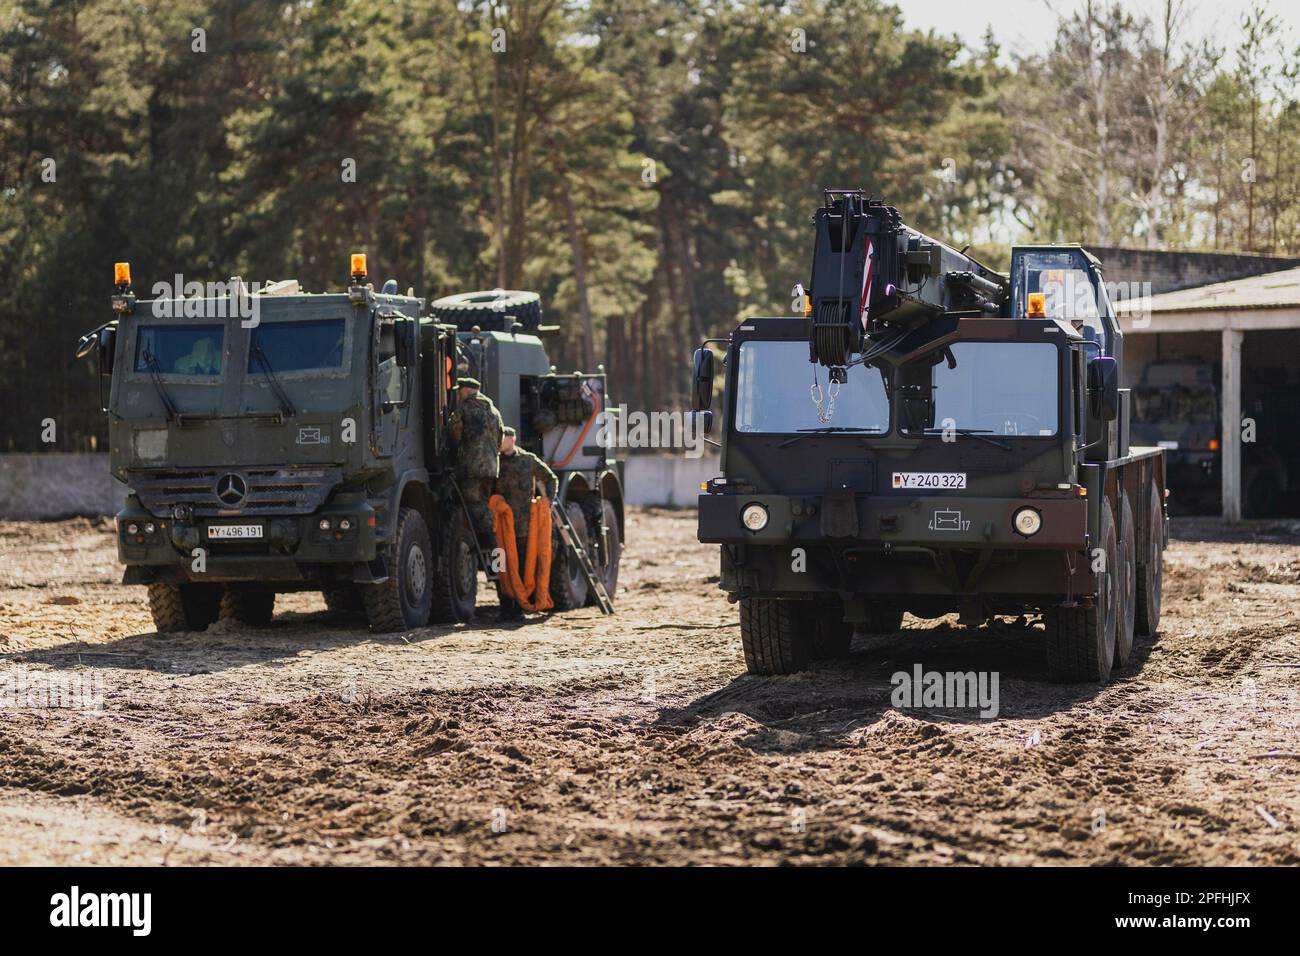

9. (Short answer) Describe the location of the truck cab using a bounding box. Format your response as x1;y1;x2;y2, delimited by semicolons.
79;260;623;633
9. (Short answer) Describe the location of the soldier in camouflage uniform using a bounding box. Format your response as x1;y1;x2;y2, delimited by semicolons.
448;377;504;556
495;426;557;621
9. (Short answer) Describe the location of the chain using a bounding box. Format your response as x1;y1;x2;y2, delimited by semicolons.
810;375;841;424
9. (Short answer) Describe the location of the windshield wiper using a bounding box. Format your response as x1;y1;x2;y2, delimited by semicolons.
920;427;1011;451
141;349;179;421
779;426;882;448
252;343;297;418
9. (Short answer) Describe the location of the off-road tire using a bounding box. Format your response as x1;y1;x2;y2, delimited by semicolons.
864;607;905;634
430;508;478;624
219;588;275;626
322;586;364;616
361;506;433;632
147;582;222;633
1114;493;1137;669
429;290;542;333
1044;499;1118;683
1135;481;1164;636
739;598;813;675
549;500;590;611
581;498;621;606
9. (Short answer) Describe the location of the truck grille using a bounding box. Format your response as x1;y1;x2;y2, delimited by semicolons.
128;467;342;518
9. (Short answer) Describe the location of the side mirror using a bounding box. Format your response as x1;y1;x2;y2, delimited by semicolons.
1087;355;1119;421
689;409;714;437
394;317;417;367
691;347;715;412
97;326;117;376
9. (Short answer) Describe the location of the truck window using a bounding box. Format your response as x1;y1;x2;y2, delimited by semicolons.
135;325;224;375
921;342;1059;437
247;318;347;373
735;340;889;433
1018;251;1105;348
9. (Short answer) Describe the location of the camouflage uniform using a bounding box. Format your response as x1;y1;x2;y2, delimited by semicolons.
495;447;557;538
495;442;556;620
449;385;504;550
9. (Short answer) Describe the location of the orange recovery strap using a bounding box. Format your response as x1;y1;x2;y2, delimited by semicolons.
489;494;554;612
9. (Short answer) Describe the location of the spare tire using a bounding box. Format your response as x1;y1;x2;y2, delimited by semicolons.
429;290;542;332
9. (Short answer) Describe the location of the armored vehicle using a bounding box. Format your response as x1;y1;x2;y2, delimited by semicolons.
694;192;1167;683
76;259;622;633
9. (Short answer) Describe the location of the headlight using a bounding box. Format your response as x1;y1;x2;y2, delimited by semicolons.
338;519;351;531
319;519;331;531
1013;507;1042;537
741;503;769;532
144;523;156;534
126;523;139;535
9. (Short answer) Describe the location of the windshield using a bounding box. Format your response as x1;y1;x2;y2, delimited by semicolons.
1018;250;1105;348
735;340;890;433
918;342;1059;437
248;318;347;373
134;325;224;376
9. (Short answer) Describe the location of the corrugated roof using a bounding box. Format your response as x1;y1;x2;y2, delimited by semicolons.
1116;265;1300;314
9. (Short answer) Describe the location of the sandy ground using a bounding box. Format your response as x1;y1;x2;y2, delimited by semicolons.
0;509;1298;866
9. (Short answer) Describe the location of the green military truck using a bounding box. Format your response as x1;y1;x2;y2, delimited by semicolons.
694;192;1167;684
76;261;622;633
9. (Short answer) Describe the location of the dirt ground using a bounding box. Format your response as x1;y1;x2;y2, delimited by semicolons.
0;508;1298;866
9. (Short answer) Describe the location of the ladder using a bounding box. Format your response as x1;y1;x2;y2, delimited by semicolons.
552;499;614;614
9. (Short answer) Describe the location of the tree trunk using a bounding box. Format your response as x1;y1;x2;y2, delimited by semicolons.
562;177;596;372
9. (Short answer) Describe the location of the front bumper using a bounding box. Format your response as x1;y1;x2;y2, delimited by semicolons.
114;498;380;583
698;492;1086;550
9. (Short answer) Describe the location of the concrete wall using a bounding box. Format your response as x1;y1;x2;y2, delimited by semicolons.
622;453;719;508
0;452;715;518
1094;247;1300;300
0;454;127;520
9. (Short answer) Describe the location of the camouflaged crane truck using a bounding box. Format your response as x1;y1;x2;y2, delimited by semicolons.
693;191;1167;684
75;259;623;634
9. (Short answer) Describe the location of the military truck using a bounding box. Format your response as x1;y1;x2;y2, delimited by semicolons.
693;191;1167;684
1132;359;1296;517
75;260;622;633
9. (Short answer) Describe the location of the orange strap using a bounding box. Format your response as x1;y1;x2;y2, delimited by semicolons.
489;494;554;612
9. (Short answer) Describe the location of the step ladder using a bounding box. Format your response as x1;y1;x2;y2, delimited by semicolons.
552;500;614;614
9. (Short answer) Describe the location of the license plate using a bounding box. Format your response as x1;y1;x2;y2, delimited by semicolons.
207;524;263;540
892;471;967;490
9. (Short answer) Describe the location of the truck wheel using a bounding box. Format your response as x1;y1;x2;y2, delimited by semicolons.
549;501;590;611
1135;482;1163;636
1245;466;1281;518
1044;499;1118;683
810;604;855;658
219;588;275;627
430;510;477;624
1114;494;1137;669
147;582;222;633
739;598;813;675
864;607;905;634
361;506;433;631
428;290;542;333
322;586;364;616
582;498;621;605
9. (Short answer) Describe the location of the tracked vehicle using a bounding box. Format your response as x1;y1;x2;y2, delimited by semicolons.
77;260;622;633
694;192;1166;683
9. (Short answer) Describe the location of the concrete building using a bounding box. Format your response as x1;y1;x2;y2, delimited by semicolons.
1117;266;1300;521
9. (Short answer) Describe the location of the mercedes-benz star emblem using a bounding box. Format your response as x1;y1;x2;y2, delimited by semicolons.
215;473;248;508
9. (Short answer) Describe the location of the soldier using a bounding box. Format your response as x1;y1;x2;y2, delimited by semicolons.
448;377;504;561
495;426;558;622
